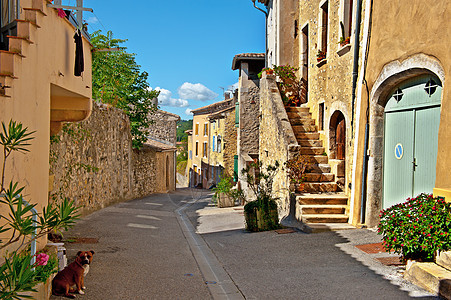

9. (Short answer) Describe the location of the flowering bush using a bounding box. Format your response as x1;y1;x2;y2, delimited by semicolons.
378;193;451;261
285;154;311;187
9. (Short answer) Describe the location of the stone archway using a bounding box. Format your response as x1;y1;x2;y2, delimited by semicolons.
365;54;445;227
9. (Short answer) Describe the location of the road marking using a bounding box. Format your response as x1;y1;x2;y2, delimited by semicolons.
145;202;163;206
136;215;162;221
127;223;158;229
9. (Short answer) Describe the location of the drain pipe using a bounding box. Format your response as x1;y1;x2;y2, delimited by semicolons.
21;198;38;269
360;123;369;224
351;0;363;135
251;0;269;67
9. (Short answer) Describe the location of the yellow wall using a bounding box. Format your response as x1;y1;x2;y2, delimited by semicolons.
191;113;209;186
353;0;450;226
0;0;92;252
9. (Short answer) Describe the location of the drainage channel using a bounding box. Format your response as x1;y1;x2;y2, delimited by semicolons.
175;197;244;300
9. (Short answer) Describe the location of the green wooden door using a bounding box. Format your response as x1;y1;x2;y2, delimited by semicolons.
383;75;442;208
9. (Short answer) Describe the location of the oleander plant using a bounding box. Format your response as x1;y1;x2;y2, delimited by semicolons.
378;193;451;262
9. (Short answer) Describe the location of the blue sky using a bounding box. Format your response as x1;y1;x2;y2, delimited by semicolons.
81;0;265;119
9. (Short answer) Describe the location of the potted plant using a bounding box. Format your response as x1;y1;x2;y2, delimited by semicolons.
213;173;235;208
242;161;281;231
378;193;451;262
338;21;351;47
271;65;303;107
317;50;326;62
285;154;311;192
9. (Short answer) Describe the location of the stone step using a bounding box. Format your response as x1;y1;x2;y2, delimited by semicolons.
300;205;346;215
309;163;331;173
295;132;319;140
297;193;348;205
302;214;349;223
286;111;312;119
300;147;325;155
304;173;335;182
16;20;38;43
0;51;16;75
292;124;318;133
285;107;310;113
0;75;13;98
405;262;451;298
307;155;328;164
303;182;338;193
299;139;323;147
437;251;451;272
289;118;316;126
7;36;33;55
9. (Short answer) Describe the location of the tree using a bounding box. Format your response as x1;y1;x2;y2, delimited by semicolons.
91;30;159;149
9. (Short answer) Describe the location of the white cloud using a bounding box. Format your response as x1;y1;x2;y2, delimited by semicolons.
86;16;99;24
185;108;193;116
178;82;218;101
155;88;189;108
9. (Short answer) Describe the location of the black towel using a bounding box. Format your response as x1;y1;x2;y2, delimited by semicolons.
74;29;84;76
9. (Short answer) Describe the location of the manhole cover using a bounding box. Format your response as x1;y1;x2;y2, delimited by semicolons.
355;242;387;254
376;256;404;266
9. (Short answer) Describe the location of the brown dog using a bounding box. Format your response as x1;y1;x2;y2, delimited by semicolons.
52;250;95;298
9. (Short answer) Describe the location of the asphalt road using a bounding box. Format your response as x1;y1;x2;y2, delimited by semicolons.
51;188;436;300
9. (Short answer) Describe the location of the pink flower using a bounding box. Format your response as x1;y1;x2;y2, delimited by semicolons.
36;253;49;266
57;8;67;18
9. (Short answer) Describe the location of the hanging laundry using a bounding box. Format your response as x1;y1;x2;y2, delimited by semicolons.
74;29;84;76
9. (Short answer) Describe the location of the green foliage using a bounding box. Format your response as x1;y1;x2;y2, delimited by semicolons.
91;30;159;149
34;253;58;283
176;120;193;143
213;174;234;201
242;161;281;231
285;154;311;186
0;120;80;299
269;65;302;106
378;193;451;261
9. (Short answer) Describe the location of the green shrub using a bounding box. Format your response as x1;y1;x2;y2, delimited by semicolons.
378;193;451;261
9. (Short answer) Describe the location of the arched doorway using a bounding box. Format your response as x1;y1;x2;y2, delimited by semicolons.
329;111;346;160
382;74;442;208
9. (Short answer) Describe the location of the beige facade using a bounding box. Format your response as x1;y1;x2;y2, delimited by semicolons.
190;113;209;187
0;0;92;253
352;0;451;226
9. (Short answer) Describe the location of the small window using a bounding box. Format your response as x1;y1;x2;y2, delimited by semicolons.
212;121;216;130
195;123;199;135
195;141;199;156
189;150;192;159
393;88;404;102
204;123;208;136
203;142;207;158
319;1;329;55
217;135;222;153
294;19;299;39
425;79;438;97
319;103;325;131
339;0;353;46
212;136;216;152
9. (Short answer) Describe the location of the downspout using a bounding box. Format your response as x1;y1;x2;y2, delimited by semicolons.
21;197;38;270
351;0;363;135
252;0;269;67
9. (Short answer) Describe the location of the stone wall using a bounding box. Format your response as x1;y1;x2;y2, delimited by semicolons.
259;73;299;216
239;85;260;155
223;108;237;178
149;110;180;145
50;101;174;216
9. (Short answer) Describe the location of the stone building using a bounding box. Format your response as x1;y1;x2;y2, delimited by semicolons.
232;53;265;200
189;99;234;188
0;0;92;262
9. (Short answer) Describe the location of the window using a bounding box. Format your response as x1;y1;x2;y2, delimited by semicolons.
319;1;329;55
319;103;325;131
339;0;353;44
212;136;216;152
294;19;299;39
203;142;207;158
195;123;199;135
217;135;222;153
195;141;199;156
204;123;208;136
301;24;309;103
1;0;19;27
189;150;192;160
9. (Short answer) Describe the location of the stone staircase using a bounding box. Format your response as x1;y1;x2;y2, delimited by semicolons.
0;0;46;98
285;106;349;225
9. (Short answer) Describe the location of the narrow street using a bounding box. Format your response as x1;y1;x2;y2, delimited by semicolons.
51;189;435;300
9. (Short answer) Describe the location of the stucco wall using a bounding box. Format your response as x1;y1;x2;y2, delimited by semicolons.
354;0;451;227
50;101;175;216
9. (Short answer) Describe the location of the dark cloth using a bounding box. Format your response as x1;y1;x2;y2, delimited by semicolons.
74;29;84;76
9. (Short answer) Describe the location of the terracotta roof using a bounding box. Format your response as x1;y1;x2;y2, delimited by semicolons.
190;98;234;115
145;139;177;151
232;53;265;70
185;129;193;134
208;106;235;119
157;109;180;121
